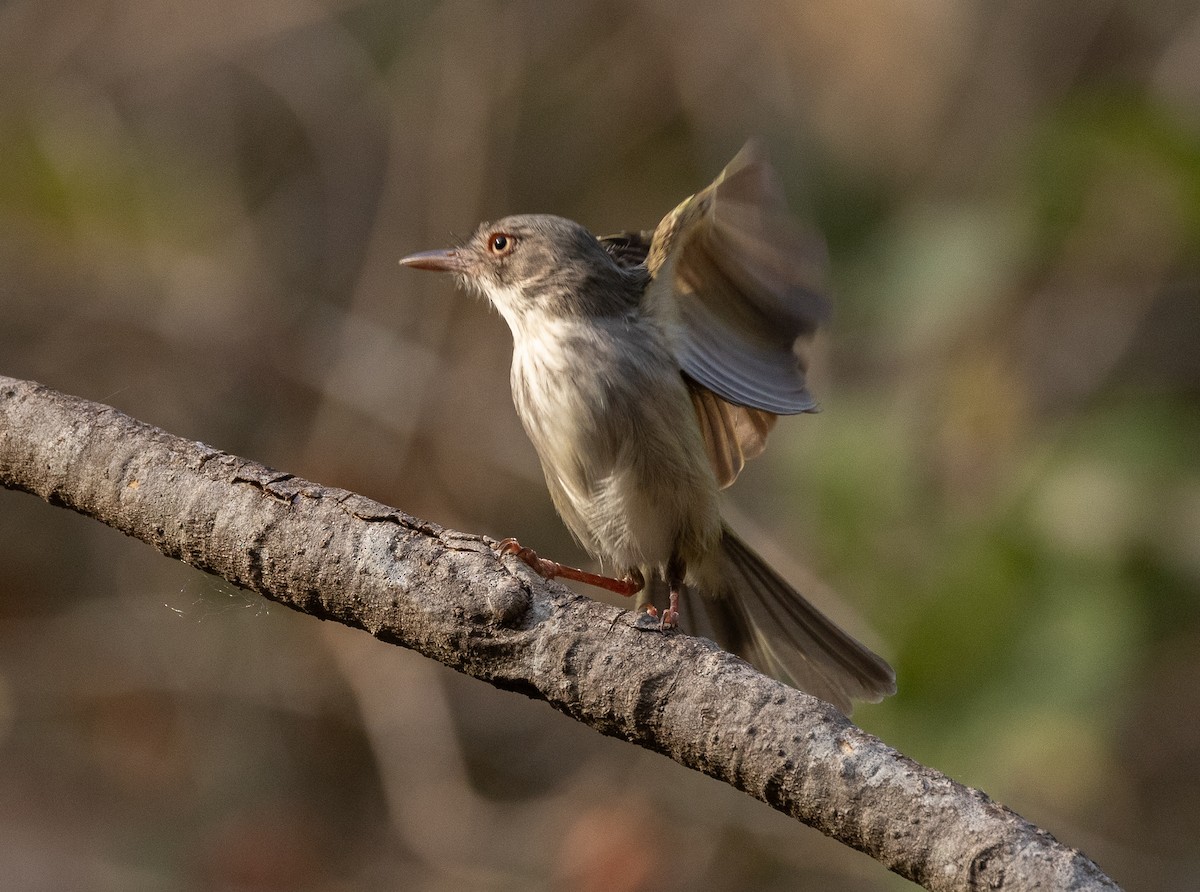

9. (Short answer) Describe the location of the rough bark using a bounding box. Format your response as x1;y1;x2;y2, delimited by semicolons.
0;375;1121;891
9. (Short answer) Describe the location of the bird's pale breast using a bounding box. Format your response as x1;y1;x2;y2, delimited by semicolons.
508;314;722;578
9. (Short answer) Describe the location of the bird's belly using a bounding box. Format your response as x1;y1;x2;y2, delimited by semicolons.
511;333;720;574
578;465;691;569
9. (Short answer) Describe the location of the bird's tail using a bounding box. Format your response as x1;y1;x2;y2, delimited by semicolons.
674;525;895;713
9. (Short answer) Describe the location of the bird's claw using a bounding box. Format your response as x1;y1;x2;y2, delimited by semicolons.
495;538;558;579
640;602;678;630
659;588;680;630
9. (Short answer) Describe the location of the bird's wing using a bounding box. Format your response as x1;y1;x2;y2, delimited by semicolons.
648;141;831;416
598;232;774;488
598;230;653;269
602;143;831;487
684;377;777;488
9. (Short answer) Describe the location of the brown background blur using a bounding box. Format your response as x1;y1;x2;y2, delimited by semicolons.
2;1;1199;889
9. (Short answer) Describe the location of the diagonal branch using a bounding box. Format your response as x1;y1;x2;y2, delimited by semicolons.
0;375;1119;891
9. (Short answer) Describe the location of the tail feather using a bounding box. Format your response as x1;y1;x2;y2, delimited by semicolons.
676;526;895;713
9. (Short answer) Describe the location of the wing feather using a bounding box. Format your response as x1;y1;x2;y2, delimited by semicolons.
650;141;831;415
686;377;777;489
603;143;830;486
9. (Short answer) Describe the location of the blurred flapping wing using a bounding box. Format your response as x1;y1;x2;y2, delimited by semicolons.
604;143;832;487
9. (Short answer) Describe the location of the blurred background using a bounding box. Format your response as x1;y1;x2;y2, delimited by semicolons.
1;0;1198;888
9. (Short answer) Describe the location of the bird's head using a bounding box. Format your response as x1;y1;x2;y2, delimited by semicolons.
401;214;644;329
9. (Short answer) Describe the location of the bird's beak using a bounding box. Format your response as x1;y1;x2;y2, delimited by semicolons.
399;248;463;273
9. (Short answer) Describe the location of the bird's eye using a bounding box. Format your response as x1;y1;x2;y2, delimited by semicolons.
488;233;514;255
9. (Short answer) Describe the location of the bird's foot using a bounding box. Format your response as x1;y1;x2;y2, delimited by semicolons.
494;538;644;598
640;595;679;630
660;589;680;630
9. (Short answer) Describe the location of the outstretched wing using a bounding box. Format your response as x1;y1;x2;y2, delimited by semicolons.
603;143;831;487
650;141;831;415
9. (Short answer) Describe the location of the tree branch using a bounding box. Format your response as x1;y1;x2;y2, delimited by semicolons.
0;375;1119;891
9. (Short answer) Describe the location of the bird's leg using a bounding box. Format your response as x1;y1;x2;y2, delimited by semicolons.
661;554;684;629
495;538;644;597
662;589;680;629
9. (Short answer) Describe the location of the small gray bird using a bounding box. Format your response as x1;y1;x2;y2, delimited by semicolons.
401;143;895;712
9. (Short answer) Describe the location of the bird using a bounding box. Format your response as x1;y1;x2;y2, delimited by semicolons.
400;142;895;712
